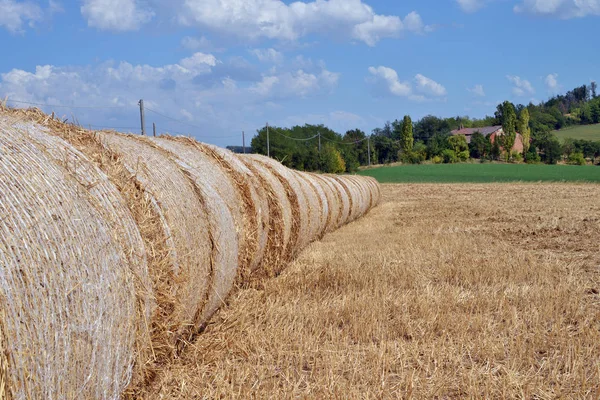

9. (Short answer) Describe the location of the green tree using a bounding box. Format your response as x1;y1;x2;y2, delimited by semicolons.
401;115;414;154
499;101;517;161
468;131;490;159
518;108;531;157
447;135;468;154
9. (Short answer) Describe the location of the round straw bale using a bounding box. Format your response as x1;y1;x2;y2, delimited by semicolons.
347;175;370;217
311;174;340;232
6;118;156;390
95;131;213;347
299;172;331;235
147;137;239;323
332;176;360;222
292;171;323;243
324;175;351;228
187;142;269;280
238;157;293;277
0;120;138;399
244;155;310;254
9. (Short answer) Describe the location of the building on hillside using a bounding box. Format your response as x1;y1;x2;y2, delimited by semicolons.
451;125;524;153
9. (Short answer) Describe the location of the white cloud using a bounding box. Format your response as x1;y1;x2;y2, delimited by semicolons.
81;0;154;31
507;75;535;96
468;84;485;97
367;66;412;97
1;55;340;144
456;0;485;13
0;0;42;33
545;73;559;92
414;74;447;96
178;0;430;46
251;69;339;98
367;66;445;101
250;48;284;64
514;0;600;18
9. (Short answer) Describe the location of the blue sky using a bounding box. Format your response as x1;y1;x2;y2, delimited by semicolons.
0;0;598;146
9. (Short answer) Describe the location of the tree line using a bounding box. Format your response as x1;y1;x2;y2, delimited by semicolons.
249;82;600;172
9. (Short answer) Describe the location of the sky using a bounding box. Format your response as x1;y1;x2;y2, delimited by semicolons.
0;0;598;146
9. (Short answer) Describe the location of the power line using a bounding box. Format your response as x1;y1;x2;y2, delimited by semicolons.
321;135;370;145
273;130;319;141
145;107;239;139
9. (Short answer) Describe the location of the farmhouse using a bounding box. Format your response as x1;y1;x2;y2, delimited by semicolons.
451;125;524;153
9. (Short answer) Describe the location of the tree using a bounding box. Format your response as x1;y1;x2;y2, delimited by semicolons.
401;115;414;154
592;81;598;99
499;101;517;161
469;131;490;159
518;108;531;157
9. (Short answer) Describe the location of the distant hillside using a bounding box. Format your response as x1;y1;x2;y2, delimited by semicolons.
554;124;600;141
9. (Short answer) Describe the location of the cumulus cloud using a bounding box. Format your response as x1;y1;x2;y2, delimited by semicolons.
468;84;486;97
178;0;431;46
415;74;447;97
81;0;154;31
1;54;340;143
545;73;560;92
507;75;535;96
514;0;600;18
367;66;446;101
456;0;486;12
0;0;42;33
250;48;284;64
181;36;212;50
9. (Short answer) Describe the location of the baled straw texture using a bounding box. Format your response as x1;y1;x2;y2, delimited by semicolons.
95;132;213;349
310;174;340;233
148;137;239;323
325;175;351;228
0;118;138;399
297;172;330;237
331;175;359;222
244;154;310;255
190;142;269;281
292;172;323;243
238;157;293;277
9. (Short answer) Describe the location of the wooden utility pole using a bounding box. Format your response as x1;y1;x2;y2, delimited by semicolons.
242;131;246;154
367;136;371;166
266;122;270;158
138;99;146;136
153;122;156;137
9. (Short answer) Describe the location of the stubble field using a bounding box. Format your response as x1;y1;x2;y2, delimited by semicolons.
148;183;600;399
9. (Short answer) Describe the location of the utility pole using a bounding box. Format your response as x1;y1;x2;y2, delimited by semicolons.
242;131;246;154
138;99;146;136
153;122;156;137
367;136;371;166
318;132;321;153
266;122;270;158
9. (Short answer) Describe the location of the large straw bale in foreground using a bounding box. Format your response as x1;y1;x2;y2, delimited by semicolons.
0;119;139;399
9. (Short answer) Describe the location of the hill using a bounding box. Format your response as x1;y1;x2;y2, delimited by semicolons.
554;124;600;141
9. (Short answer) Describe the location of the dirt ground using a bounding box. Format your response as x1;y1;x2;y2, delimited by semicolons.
146;183;600;399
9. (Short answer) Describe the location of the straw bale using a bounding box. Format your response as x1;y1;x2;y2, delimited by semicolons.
147;137;239;324
186;142;269;281
346;175;369;217
292;172;324;242
238;157;293;278
324;176;351;227
311;174;340;232
94;132;213;348
298;172;330;236
0;120;138;399
332;176;360;222
244;155;310;254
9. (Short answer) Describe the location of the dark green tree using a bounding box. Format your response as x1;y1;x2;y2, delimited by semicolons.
401;115;414;154
499;101;517;161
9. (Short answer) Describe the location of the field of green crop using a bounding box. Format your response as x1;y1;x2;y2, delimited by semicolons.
554;124;600;141
358;163;600;183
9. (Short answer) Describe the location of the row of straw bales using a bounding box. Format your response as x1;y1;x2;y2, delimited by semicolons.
0;107;380;399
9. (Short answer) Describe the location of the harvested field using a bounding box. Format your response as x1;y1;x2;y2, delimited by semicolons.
148;183;600;399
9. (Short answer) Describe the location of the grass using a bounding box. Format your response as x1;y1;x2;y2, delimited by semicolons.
146;183;600;398
554;123;600;141
357;163;600;183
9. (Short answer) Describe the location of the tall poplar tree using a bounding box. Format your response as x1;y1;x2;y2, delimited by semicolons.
500;101;517;161
401;115;414;154
518;108;531;157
